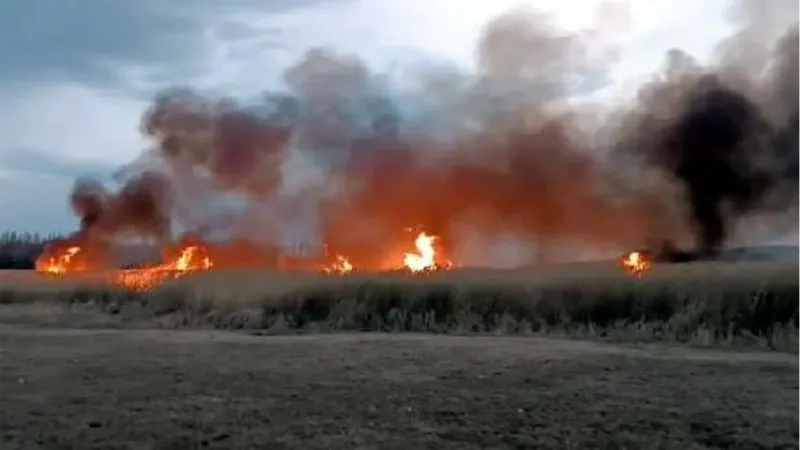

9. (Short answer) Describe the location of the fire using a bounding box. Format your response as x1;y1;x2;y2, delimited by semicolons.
172;245;213;272
320;231;452;275
324;255;353;274
36;246;82;275
112;244;214;291
35;229;455;288
403;232;450;273
404;232;436;272
621;251;651;277
36;240;215;290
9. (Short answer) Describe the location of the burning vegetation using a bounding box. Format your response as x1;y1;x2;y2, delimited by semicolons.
620;251;652;278
36;229;454;290
34;1;798;289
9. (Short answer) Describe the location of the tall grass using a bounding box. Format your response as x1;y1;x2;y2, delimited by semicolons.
1;261;797;350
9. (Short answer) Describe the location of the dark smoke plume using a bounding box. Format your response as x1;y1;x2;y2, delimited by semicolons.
618;72;781;256
69;171;173;240
611;0;798;257
58;1;798;267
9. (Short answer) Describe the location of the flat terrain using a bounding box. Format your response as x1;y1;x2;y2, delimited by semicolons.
0;261;797;448
1;324;797;449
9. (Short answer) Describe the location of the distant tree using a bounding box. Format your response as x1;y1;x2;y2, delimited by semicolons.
0;231;65;269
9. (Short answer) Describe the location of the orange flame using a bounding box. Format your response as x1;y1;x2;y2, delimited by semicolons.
621;251;651;277
171;245;213;272
403;232;436;272
35;246;83;275
113;244;214;291
35;229;458;287
403;232;451;273
324;255;353;274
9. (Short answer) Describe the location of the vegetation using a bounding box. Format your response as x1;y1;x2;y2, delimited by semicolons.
2;329;796;449
3;232;795;448
0;231;60;269
2;260;797;351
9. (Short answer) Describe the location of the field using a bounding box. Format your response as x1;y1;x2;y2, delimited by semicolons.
0;260;798;448
1;260;797;348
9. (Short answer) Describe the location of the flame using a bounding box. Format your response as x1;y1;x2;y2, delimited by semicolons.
621;251;651;277
34;229;458;288
112;244;214;291
324;255;353;274
323;231;452;274
172;245;213;272
35;246;83;275
403;232;441;272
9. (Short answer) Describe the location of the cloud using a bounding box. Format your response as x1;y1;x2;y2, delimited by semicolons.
0;83;149;166
0;0;342;86
0;147;114;181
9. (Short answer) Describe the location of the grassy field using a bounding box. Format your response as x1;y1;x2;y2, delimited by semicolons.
1;326;797;449
0;261;797;448
0;260;797;350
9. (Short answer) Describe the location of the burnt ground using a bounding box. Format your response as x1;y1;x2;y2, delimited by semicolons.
0;322;797;450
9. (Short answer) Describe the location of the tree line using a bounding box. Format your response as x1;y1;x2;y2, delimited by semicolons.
0;231;64;270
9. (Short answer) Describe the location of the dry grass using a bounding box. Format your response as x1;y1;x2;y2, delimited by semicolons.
1;263;797;448
1;328;797;449
1;260;797;350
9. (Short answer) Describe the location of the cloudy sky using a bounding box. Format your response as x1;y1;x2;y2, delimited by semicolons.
0;0;740;235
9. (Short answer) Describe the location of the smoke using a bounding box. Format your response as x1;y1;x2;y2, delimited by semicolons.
611;0;798;256
69;170;172;240
613;72;748;252
59;1;798;267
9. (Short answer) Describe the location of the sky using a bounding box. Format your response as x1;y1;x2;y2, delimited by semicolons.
0;0;749;237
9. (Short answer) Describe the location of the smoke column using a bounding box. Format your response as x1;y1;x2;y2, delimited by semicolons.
60;0;798;268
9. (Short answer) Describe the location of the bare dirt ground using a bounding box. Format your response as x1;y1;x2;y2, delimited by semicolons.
0;323;797;450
